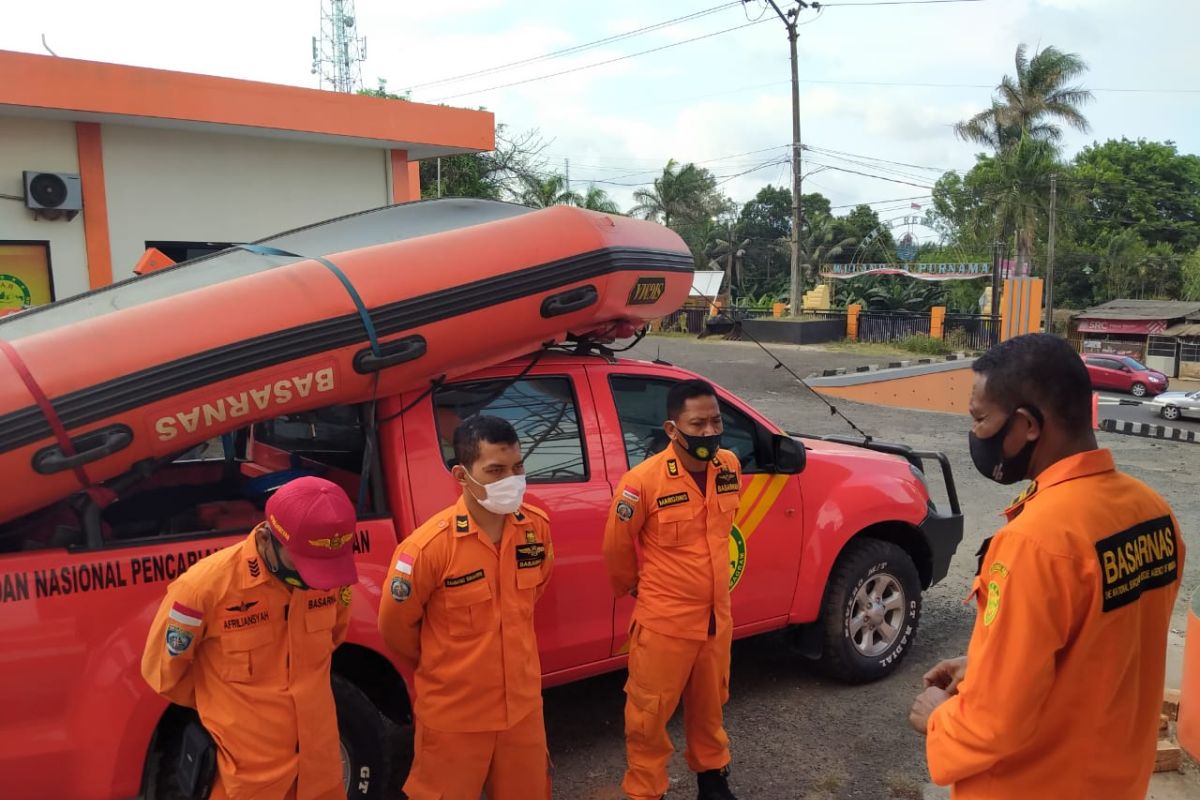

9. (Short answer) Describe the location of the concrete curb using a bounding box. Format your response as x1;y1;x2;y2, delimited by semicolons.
1100;418;1200;443
806;354;974;386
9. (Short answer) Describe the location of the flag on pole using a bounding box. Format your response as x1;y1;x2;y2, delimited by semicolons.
911;202;922;210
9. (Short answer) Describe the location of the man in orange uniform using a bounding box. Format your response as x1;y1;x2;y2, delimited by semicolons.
603;379;742;800
142;476;359;800
378;415;553;800
910;334;1185;798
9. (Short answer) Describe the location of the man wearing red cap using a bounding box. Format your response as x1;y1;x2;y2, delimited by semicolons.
379;415;553;800
142;476;360;800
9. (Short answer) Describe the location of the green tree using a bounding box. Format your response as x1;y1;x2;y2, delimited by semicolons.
1183;247;1200;301
831;205;894;263
629;160;725;228
796;215;855;299
357;79;409;100
577;185;621;214
955;44;1092;151
1071;138;1200;252
418;126;550;201
515;173;578;208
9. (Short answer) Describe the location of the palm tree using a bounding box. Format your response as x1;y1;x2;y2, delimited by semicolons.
982;135;1060;275
630;160;717;228
577;185;620;214
793;216;855;308
955;44;1093;152
516;173;580;208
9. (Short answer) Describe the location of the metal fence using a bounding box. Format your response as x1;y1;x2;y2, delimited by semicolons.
943;314;999;352
857;312;931;343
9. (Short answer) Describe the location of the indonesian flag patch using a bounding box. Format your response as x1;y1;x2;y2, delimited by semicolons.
168;601;203;627
396;553;415;576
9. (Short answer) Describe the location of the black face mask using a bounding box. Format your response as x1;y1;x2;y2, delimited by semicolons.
968;407;1042;485
264;531;311;591
672;427;722;461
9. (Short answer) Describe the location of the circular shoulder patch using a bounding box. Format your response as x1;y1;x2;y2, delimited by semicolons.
983;580;1001;626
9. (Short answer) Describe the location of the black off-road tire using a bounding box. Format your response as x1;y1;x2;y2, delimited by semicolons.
334;674;391;800
816;538;922;684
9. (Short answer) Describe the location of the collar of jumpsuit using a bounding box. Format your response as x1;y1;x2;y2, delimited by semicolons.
927;446;1184;800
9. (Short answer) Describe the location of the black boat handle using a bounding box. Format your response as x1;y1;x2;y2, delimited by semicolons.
541;285;598;318
32;424;134;475
354;335;428;374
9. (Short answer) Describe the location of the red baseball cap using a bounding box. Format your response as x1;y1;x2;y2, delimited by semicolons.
264;476;358;590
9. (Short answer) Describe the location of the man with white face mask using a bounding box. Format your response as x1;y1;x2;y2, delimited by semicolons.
378;415;553;800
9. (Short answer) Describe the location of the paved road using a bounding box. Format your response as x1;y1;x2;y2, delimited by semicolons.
1098;391;1200;433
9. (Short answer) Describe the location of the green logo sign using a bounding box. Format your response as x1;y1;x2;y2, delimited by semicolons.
0;273;32;312
728;523;747;591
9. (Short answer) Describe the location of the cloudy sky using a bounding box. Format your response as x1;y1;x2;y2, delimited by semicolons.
5;0;1198;219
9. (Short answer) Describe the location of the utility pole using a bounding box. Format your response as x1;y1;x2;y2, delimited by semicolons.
1044;174;1057;333
436;157;442;198
762;0;808;315
564;158;571;195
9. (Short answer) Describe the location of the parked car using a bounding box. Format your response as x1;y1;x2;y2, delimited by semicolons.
1147;390;1200;421
1082;355;1169;398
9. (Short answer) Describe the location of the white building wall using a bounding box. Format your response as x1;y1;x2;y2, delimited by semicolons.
101;125;391;279
0;117;90;298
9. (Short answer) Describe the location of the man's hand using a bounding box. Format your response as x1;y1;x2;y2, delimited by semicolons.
909;686;952;734
923;656;968;694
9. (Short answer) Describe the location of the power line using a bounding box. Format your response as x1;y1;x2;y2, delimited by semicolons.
815;0;986;6
426;16;774;103
405;2;741;91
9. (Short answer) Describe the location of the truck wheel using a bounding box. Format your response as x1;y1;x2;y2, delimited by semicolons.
817;538;921;684
334;675;391;800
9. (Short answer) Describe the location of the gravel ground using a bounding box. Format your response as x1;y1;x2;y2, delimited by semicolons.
539;336;1200;800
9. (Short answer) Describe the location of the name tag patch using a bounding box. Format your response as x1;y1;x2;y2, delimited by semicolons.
444;569;485;588
657;492;689;509
1095;516;1178;612
516;543;545;569
715;471;740;494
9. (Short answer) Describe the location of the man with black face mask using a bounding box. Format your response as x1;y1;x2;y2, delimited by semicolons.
603;379;743;800
909;334;1185;799
142;476;359;800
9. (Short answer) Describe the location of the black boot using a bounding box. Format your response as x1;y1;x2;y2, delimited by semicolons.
696;766;737;800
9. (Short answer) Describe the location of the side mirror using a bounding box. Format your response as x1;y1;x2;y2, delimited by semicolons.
771;433;806;474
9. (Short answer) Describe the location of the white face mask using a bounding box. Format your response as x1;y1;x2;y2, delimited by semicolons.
465;472;527;515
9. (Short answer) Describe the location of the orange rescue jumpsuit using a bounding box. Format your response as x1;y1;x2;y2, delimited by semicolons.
378;498;554;800
142;530;351;800
927;449;1185;799
602;447;742;800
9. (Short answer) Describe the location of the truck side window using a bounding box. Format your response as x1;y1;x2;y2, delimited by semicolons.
609;376;761;472
433;377;588;483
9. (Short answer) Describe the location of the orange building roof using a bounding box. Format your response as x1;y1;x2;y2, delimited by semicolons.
0;50;494;159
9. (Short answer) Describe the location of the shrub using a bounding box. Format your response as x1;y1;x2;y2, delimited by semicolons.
899;334;951;356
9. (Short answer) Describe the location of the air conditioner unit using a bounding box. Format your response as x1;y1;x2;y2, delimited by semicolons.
23;171;82;219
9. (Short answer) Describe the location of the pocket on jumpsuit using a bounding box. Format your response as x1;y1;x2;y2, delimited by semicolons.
217;625;274;683
624;625;661;740
624;677;661;740
302;605;337;665
652;506;700;548
443;580;494;638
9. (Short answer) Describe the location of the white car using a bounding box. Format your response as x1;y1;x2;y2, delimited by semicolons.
1148;390;1200;421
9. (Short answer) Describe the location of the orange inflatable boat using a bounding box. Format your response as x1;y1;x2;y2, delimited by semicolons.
0;199;692;523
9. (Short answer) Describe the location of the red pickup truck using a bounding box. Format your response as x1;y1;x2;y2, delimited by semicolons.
0;347;963;799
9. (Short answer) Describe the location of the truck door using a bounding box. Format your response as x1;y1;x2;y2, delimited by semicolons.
593;368;805;651
401;365;616;674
